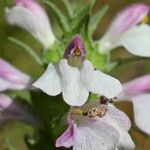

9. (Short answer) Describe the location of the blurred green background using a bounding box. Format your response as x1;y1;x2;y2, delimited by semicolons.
0;0;150;149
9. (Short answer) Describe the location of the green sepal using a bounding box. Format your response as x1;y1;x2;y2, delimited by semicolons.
88;48;108;70
43;41;65;64
101;62;118;73
88;93;99;102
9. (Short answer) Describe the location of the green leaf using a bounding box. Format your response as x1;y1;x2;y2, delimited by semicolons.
31;91;69;140
60;0;73;18
70;4;91;32
8;37;43;66
5;139;16;150
45;1;70;32
89;4;109;35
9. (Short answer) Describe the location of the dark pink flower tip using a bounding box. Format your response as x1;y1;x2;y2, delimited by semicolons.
64;35;86;61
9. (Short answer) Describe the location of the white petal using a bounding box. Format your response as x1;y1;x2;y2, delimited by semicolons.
33;63;61;96
0;59;30;90
0;94;12;109
132;94;150;135
119;24;150;57
80;60;94;89
108;105;131;131
73;116;119;150
90;70;122;98
116;131;135;150
74;126;108;150
59;59;89;106
0;78;11;92
6;6;55;48
103;115;135;150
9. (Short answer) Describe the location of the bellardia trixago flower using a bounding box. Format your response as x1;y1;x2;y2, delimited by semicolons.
119;74;150;135
6;0;56;48
33;35;122;106
0;58;30;91
99;3;150;57
0;59;39;126
56;101;135;150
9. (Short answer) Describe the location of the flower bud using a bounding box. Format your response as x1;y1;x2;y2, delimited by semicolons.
64;35;86;67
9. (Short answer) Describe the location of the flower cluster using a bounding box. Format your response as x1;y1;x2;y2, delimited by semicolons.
1;0;150;149
0;59;32;124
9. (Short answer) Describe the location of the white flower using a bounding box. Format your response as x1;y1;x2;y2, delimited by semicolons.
99;3;150;57
6;0;56;48
56;102;135;150
119;74;150;134
33;35;122;106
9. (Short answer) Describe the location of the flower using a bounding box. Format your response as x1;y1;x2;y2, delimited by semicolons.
33;35;122;106
0;58;30;91
98;3;150;57
56;101;135;150
0;59;39;126
6;0;56;48
0;94;41;128
119;74;150;135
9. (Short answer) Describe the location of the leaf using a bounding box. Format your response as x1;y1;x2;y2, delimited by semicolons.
70;4;91;32
45;1;70;32
5;139;16;150
31;91;69;140
89;4;109;35
60;0;73;18
8;37;43;66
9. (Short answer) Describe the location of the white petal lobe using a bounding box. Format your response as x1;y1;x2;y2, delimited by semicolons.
59;59;89;106
119;24;150;57
90;70;122;98
132;94;150;135
33;63;61;96
6;6;55;48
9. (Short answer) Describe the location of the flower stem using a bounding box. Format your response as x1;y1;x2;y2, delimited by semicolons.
8;37;43;66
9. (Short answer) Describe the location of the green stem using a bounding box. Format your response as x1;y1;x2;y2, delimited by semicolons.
8;37;43;66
